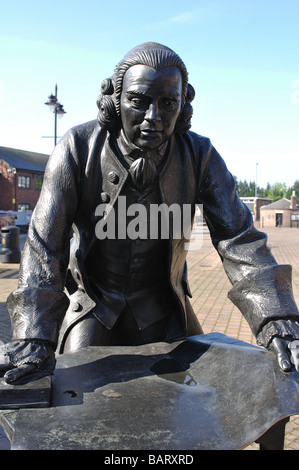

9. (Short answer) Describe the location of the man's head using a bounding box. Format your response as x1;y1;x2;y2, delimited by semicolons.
97;42;195;146
120;64;182;150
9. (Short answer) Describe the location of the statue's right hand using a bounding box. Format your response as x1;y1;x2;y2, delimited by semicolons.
0;340;56;384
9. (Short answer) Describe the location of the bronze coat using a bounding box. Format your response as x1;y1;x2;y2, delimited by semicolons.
7;120;299;350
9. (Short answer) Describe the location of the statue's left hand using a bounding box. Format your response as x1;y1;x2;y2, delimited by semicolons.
270;337;299;373
0;340;56;384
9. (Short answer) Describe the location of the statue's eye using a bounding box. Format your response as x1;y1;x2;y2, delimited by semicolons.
128;95;148;109
131;98;143;106
161;98;177;111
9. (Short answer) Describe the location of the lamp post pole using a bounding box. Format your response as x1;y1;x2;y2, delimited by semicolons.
44;84;66;146
54;85;58;145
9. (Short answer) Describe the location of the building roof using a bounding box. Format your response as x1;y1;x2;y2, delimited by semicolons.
260;198;293;210
0;146;49;172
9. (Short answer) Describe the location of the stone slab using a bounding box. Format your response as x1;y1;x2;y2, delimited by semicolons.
1;333;299;450
0;376;51;409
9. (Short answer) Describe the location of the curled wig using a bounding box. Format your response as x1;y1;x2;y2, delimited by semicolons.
97;42;195;133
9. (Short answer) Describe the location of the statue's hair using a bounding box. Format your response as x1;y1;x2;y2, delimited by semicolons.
97;42;195;133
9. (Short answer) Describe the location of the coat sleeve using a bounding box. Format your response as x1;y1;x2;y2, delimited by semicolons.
6;129;83;347
196;136;299;348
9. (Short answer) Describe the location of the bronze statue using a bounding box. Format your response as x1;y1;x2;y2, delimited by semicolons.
1;42;299;384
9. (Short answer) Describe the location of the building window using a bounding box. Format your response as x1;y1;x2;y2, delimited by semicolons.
18;203;30;211
18;175;30;189
35;176;43;190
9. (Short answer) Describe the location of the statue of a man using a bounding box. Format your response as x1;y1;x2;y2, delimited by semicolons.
1;42;299;383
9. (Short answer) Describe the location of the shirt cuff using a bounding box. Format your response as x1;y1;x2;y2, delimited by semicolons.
256;319;299;348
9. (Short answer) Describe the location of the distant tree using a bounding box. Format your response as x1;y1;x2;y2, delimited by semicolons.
234;177;299;200
264;182;272;199
269;182;287;201
286;180;299;199
286;187;293;199
234;178;256;197
292;179;299;194
257;186;266;197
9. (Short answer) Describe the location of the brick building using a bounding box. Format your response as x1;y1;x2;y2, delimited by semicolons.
260;191;299;228
0;146;49;212
240;197;272;226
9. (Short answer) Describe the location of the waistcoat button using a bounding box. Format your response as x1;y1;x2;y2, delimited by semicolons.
101;192;110;203
108;171;119;184
72;302;81;312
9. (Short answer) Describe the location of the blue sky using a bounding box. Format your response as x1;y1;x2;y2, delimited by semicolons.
1;0;298;188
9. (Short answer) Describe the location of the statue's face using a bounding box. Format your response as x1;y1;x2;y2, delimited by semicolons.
120;64;182;150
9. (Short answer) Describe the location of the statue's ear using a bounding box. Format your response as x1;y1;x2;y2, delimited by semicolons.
186;83;195;104
174;83;195;134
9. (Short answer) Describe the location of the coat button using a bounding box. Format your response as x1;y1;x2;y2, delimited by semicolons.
72;302;81;312
101;192;110;203
108;171;119;184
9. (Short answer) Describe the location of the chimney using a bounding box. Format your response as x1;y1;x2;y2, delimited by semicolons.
291;190;297;210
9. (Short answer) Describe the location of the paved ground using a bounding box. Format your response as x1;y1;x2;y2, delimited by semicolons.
0;226;299;450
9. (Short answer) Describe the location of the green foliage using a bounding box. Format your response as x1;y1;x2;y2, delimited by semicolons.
234;177;299;201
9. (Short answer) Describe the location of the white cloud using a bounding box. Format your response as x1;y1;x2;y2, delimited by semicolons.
168;11;193;23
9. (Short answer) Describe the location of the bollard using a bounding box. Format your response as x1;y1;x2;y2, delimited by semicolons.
0;226;21;263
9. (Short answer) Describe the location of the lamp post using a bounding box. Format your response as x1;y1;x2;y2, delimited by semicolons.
44;84;66;146
255;162;259;197
7;167;17;211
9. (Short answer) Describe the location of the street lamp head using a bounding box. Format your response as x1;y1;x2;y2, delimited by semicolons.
45;93;58;113
56;103;66;118
44;85;66;146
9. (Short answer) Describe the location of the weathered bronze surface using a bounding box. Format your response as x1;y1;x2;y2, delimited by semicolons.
1;334;299;450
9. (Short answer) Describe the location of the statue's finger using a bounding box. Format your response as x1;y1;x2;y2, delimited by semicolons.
3;363;38;384
288;340;299;373
271;337;291;372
